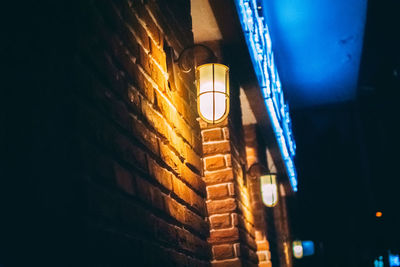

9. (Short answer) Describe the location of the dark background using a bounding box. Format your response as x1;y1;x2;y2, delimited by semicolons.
289;0;400;266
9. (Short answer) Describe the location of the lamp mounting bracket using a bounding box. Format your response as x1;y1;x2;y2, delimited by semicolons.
175;44;217;73
247;162;277;179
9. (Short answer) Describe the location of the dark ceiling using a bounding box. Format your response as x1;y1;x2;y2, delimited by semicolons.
263;0;368;108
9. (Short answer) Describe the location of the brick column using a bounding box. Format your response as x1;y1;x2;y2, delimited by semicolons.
200;120;242;266
200;117;260;267
244;125;272;267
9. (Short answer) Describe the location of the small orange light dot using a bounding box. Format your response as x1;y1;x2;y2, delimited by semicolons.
375;211;382;218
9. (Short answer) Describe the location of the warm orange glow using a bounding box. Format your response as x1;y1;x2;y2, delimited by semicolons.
196;63;229;124
376;211;382;218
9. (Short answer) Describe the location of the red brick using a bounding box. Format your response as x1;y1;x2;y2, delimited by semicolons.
149;186;165;210
83;111;148;173
222;127;230;140
204;169;234;185
181;164;206;195
208;228;239;244
207;198;237;215
225;154;232;167
149;37;166;72
254;231;265;241
127;86;141;111
173;116;194;148
119;197;154;235
102;1;141;59
213;244;234;260
172;176;191;205
207;184;230;200
132;64;155;103
118;0;150;50
171;70;191;103
210;214;231;229
190;190;207;216
184;143;202;173
171;92;198;129
245;147;257;158
159;141;181;174
184;209;209;236
177;229;210;258
154;217;177;244
137;46;167;92
257;251;268;262
202;128;223;142
114;162;135;195
236;243;258;263
135;176;152;204
138;4;162;45
147;158;172;191
192;131;203;155
163;196;186;223
112;132;148;171
145;1;187;52
257;240;270;251
131;114;159;155
203;141;231;155
154;89;177;125
204;156;226;171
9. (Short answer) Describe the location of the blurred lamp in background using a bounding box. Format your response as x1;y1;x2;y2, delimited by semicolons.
260;174;278;207
293;240;303;259
374;256;384;267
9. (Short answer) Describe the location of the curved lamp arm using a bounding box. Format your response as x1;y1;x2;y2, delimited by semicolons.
175;44;217;73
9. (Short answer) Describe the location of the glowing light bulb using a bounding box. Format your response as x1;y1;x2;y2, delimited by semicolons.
196;64;229;124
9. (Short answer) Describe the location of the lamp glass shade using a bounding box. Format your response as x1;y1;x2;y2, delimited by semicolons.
260;174;278;207
292;241;303;259
196;63;229;124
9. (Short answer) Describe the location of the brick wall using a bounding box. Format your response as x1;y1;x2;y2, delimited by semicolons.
74;0;212;265
4;0;211;266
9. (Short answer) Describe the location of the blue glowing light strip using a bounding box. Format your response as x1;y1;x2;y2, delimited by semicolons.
234;0;298;191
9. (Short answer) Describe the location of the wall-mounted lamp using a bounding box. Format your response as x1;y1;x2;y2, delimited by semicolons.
292;240;303;259
260;173;278;207
247;163;279;207
176;45;230;124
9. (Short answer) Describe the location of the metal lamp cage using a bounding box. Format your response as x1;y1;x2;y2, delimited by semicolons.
196;63;230;124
